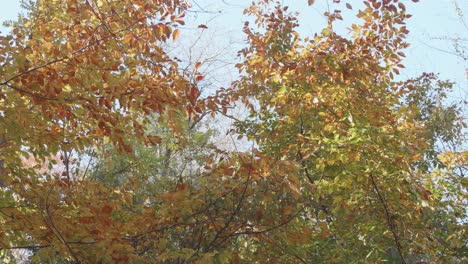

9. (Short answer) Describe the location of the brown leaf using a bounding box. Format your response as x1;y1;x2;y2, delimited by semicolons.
147;135;162;145
101;204;113;214
189;86;199;104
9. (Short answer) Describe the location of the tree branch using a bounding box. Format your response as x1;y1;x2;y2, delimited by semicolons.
369;172;406;264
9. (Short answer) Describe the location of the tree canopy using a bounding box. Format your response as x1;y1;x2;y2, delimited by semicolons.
0;0;466;263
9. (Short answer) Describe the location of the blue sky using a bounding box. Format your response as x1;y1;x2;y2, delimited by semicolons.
1;0;466;100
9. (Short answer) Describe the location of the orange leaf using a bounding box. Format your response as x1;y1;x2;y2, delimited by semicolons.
95;128;104;136
122;33;132;44
173;29;180;41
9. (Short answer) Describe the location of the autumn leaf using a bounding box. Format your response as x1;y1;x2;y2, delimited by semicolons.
173;29;180;41
195;75;205;82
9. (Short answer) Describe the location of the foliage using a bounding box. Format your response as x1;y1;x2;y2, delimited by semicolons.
0;0;466;263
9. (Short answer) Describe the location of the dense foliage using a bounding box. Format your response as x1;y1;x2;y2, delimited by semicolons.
0;0;466;263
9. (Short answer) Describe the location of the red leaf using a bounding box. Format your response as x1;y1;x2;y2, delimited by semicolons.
198;24;208;29
195;75;204;82
101;204;113;214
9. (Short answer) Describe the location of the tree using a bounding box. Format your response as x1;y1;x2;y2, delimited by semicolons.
0;0;466;263
224;0;466;262
0;0;204;262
